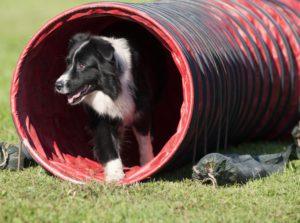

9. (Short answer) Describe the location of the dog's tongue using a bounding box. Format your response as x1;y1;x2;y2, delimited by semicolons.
67;91;82;104
67;85;91;104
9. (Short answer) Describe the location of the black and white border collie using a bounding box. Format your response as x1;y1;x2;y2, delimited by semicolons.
55;33;154;182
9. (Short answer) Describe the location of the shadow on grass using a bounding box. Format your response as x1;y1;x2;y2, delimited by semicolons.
152;164;194;182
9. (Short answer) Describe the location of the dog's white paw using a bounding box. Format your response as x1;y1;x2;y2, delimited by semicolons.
104;159;125;182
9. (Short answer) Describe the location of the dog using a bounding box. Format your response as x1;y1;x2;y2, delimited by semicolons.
55;33;154;182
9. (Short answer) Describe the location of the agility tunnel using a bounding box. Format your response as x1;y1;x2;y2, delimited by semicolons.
11;0;299;184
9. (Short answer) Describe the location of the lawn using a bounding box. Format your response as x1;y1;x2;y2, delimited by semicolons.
0;1;299;223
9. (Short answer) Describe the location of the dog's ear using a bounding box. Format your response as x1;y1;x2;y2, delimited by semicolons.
69;33;91;49
90;38;115;61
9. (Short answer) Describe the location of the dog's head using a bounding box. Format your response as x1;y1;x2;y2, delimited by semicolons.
55;33;121;105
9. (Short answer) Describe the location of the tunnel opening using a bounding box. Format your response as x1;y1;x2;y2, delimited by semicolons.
12;8;189;183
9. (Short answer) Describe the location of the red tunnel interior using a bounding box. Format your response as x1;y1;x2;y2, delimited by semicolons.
12;11;187;183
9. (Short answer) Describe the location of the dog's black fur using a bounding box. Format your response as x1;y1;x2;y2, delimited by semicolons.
55;33;153;180
64;33;121;100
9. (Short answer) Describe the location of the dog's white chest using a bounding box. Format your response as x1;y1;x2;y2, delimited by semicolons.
84;89;135;124
83;36;136;124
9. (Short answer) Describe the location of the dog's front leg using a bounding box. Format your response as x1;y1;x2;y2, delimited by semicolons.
93;117;125;182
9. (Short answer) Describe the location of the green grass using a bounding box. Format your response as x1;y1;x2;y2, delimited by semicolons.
0;1;299;223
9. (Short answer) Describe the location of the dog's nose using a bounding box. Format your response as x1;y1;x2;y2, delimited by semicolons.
55;81;64;92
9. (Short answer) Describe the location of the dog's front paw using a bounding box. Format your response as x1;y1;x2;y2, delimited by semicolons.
104;159;125;182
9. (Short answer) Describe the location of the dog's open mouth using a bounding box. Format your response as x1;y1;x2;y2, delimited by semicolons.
67;85;92;105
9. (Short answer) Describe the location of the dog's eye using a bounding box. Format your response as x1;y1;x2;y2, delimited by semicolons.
77;63;86;70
